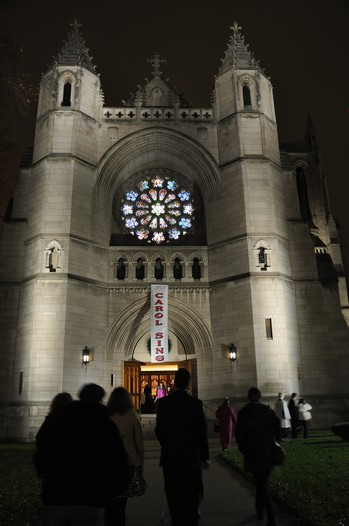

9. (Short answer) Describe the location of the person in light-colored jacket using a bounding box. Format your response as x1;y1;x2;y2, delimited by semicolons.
106;387;144;526
274;393;291;441
298;398;312;438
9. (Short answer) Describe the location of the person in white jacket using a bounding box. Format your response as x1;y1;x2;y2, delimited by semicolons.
274;393;291;441
298;398;312;438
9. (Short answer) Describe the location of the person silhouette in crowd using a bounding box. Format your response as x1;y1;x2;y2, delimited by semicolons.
35;383;128;526
105;387;144;526
35;392;73;478
274;392;291;441
167;378;175;393
143;383;152;413
155;368;210;526
216;397;237;451
298;397;312;438
236;387;281;526
287;392;300;438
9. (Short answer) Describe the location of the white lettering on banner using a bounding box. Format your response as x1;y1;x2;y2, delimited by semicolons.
150;285;168;363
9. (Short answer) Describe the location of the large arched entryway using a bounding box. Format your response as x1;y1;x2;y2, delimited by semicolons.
107;284;212;405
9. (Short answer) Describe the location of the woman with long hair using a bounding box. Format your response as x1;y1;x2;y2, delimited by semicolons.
105;387;144;526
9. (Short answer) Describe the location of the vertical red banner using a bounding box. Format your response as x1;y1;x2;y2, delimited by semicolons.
150;284;169;363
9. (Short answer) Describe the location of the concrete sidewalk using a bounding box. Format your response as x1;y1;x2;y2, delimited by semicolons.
125;438;295;526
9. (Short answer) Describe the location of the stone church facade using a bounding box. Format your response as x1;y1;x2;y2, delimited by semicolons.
1;21;349;440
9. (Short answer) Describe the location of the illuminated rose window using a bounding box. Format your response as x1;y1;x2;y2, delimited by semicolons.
120;177;195;244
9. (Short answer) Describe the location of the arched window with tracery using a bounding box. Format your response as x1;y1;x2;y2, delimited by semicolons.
119;175;196;244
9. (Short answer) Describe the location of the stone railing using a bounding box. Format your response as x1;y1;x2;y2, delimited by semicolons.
102;107;213;123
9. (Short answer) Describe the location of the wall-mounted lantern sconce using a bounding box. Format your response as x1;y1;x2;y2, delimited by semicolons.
82;346;94;365
82;346;90;365
229;343;237;362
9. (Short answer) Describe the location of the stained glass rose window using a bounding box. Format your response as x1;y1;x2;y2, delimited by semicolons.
120;176;195;244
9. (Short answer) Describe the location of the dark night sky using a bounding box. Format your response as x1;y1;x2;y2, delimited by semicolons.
1;0;349;265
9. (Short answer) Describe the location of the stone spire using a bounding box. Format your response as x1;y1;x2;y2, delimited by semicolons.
53;20;96;74
219;21;264;75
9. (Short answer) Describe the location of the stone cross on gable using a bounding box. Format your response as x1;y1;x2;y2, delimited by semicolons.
70;19;82;31
230;21;241;34
147;52;167;77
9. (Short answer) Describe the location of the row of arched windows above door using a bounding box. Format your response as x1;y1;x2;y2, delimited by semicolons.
115;257;203;281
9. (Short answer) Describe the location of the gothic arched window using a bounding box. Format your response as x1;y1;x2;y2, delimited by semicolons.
136;258;145;280
192;257;201;280
120;176;195;244
154;258;164;280
242;85;252;108
116;258;126;280
173;257;182;280
61;82;72;107
296;167;311;221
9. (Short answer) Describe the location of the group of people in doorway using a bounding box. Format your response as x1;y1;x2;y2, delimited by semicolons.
154;379;175;401
34;374;312;526
141;379;175;413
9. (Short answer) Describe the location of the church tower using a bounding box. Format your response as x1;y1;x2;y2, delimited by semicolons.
0;22;105;437
211;22;301;394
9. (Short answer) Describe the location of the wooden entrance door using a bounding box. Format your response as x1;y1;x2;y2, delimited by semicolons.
123;361;141;410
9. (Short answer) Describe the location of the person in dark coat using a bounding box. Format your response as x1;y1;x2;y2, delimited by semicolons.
35;392;73;479
235;387;281;526
155;368;210;526
287;392;299;438
35;383;129;526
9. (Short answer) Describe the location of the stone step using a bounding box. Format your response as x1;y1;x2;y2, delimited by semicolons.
139;415;157;439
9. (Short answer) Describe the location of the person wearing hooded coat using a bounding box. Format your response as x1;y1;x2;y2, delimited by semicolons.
235;387;281;526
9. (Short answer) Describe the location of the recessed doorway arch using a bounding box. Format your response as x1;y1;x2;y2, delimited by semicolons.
106;292;212;359
107;291;212;408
